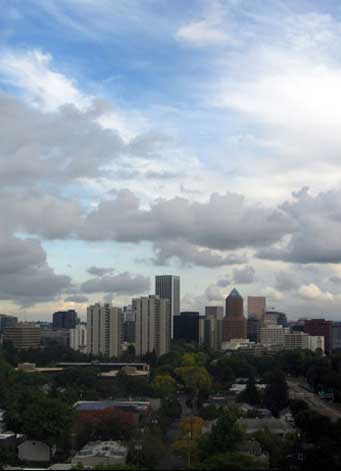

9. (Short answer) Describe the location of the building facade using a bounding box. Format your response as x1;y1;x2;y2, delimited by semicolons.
70;323;87;353
53;310;78;330
134;295;171;357
205;306;224;319
0;314;18;333
4;323;41;350
247;316;261;343
87;304;123;358
247;297;266;321
174;312;200;344
155;275;180;338
304;319;333;354
223;288;247;341
260;325;289;346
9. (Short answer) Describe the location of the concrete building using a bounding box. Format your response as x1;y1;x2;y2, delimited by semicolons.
174;312;200;344
223;289;247;341
4;323;41;350
260;324;289;346
265;311;288;327
205;306;224;319
248;297;266;321
123;305;135;323
87;304;123;358
155;275;180;338
41;329;70;348
0;314;18;333
304;319;333;354
134;295;171;357
332;323;341;351
70;323;87;353
308;335;325;353
123;320;136;344
52;310;77;330
72;441;128;468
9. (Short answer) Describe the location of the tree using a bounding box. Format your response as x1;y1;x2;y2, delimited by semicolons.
263;370;288;417
238;376;261;406
199;409;244;457
175;366;212;396
152;374;177;399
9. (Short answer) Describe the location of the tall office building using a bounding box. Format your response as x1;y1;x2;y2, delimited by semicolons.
265;311;288;327
200;309;223;351
155;275;180;338
174;312;200;344
53;310;78;330
4;323;41;350
134;295;171;357
87;304;123;358
223;288;247;341
248;297;266;321
247;316;261;343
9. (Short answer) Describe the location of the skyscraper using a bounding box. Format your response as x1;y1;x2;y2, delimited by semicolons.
174;312;200;344
53;310;78;330
247;297;266;320
87;304;122;358
155;275;180;338
223;288;247;341
134;295;171;357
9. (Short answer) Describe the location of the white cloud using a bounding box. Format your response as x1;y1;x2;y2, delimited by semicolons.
0;49;91;110
298;284;334;302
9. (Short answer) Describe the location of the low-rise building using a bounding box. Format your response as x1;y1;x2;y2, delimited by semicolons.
239;417;295;437
72;441;128;468
18;440;55;463
4;323;41;350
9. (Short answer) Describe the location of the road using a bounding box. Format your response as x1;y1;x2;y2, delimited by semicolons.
288;378;341;422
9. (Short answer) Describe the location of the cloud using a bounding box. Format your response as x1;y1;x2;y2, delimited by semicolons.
298;283;334;302
216;277;230;288
87;266;115;277
0;49;91;110
275;271;298;292
64;295;89;303
258;187;341;264
176;2;237;47
81;272;150;295
233;265;256;284
0;235;71;306
152;239;246;268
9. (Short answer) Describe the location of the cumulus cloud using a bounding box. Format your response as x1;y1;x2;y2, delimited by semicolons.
298;283;334;302
0;235;71;306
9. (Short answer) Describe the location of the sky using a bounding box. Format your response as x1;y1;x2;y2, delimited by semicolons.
1;0;341;321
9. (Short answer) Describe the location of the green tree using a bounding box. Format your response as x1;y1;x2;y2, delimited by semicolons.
263;370;288;417
238;376;261;406
152;374;177;398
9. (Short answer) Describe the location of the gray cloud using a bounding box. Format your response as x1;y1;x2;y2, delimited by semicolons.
81;272;150;295
233;265;256;284
64;295;89;303
0;235;71;306
87;266;115;277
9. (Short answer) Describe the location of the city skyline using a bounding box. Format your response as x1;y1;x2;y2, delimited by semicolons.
2;0;341;321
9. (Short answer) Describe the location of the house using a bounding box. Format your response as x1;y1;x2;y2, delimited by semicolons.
239;417;296;437
72;441;128;468
237;440;270;468
18;440;55;463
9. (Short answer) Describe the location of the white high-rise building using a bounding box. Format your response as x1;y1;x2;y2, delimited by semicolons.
155;275;180;338
70;323;87;353
87;304;123;358
134;295;171;357
260;324;289;346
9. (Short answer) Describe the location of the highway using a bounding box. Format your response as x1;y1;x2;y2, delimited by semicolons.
288;378;341;422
